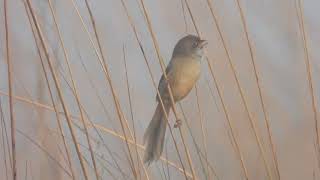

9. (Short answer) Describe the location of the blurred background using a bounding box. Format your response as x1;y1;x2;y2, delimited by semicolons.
0;0;319;179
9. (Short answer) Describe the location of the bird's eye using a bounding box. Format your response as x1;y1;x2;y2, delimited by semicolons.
192;42;198;48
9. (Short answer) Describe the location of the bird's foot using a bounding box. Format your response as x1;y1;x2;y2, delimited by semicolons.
174;119;182;128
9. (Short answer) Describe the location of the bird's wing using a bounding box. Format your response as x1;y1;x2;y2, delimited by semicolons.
156;61;174;102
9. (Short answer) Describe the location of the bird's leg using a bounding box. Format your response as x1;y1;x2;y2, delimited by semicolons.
174;119;182;128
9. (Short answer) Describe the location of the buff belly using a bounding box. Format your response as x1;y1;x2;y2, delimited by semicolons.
170;59;201;102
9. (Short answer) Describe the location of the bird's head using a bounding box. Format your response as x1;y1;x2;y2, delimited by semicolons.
172;34;207;58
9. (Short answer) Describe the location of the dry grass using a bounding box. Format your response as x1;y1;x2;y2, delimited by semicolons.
23;2;76;178
24;0;90;178
295;0;319;170
0;0;319;179
3;0;17;179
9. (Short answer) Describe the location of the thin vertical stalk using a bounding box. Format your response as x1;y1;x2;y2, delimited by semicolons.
76;6;129;175
179;10;211;178
207;57;249;179
183;0;249;178
56;145;71;170
25;160;28;180
63;50;192;179
16;129;72;177
68;0;142;178
57;58;129;179
234;0;281;178
205;0;274;178
47;0;100;179
204;77;220;112
83;0;105;64
165;144;171;180
0;98;12;170
61;61;130;178
178;103;220;180
23;3;76;179
29;161;34;180
81;2;136;164
138;0;197;178
137;40;189;180
24;0;89;179
122;45;141;179
3;0;16;179
160;158;169;180
0;99;9;180
70;0;192;178
180;0;188;33
47;123;122;179
195;85;211;179
119;1;189;179
76;51;128;180
296;0;319;170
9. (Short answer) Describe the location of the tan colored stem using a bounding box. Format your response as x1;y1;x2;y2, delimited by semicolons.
47;0;100;179
138;0;197;178
184;0;249;178
234;0;281;178
119;0;189;179
0;90;194;178
24;0;89;179
295;0;319;172
23;3;77;179
3;0;17;179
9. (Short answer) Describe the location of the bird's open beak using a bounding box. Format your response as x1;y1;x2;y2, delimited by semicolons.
198;39;208;49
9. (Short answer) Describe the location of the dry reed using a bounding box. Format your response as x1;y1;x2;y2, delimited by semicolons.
4;0;17;179
122;44;142;178
24;0;89;178
119;0;191;178
0;99;11;180
183;0;249;178
16;129;72;177
138;0;198;178
233;0;281;178
46;0;100;179
1;0;319;179
295;0;320;171
23;3;77;179
0;90;194;178
68;0;147;178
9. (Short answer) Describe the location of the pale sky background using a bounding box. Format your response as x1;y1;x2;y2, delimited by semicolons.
0;0;320;179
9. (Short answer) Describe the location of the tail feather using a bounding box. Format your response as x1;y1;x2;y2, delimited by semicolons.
143;103;171;165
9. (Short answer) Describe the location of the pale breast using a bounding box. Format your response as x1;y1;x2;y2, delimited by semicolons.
170;58;201;101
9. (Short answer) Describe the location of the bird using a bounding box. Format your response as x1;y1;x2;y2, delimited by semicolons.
143;34;207;165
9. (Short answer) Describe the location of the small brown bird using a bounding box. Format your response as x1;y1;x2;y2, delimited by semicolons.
143;34;207;165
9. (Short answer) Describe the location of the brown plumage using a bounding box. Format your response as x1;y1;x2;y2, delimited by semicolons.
143;35;207;165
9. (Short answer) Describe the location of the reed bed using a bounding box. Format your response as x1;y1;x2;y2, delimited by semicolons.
0;0;318;179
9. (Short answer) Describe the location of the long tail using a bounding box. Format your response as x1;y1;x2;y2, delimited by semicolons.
143;102;171;165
